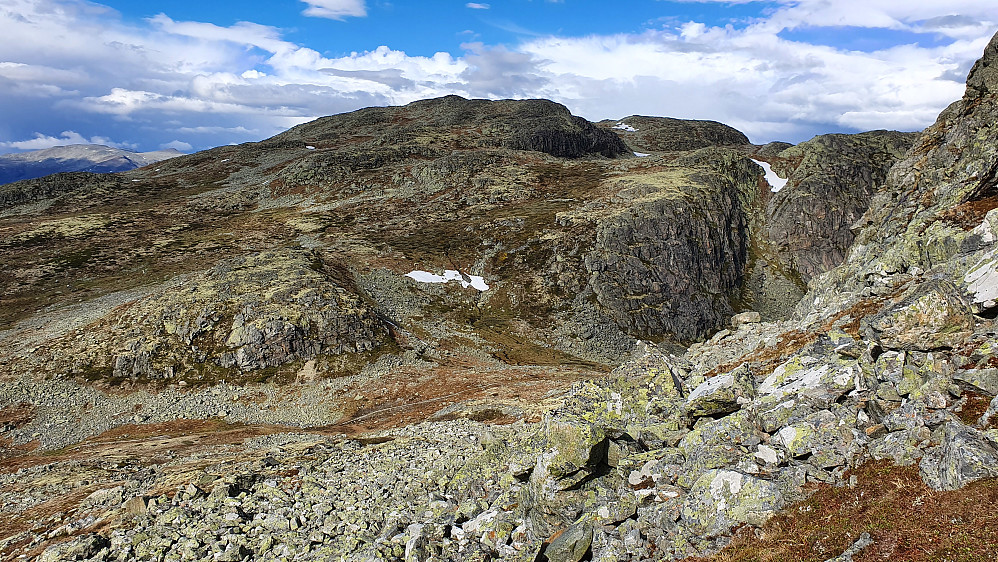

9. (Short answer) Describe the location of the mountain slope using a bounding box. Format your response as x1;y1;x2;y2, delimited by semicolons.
3;31;997;560
0;144;182;185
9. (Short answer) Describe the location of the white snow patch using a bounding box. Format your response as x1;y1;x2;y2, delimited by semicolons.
306;145;316;150
613;122;637;132
751;159;788;192
220;158;229;163
406;270;489;291
633;152;650;157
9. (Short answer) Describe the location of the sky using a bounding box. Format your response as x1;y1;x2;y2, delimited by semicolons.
0;1;996;154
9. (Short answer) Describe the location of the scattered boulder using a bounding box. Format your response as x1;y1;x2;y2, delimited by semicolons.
680;470;785;537
869;281;974;351
919;421;998;490
543;518;594;562
684;364;756;418
731;311;761;328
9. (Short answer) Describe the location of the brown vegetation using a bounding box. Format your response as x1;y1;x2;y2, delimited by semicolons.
685;461;998;562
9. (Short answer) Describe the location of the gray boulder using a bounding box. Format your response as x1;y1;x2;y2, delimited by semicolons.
919;421;998;490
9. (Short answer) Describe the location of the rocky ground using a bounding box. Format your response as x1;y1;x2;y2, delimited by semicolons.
3;26;998;562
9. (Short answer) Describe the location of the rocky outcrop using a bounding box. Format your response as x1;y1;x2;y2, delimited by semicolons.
28;249;392;384
802;31;998;320
279;95;630;160
599;116;750;153
583;148;779;342
584;167;750;341
0;171;123;209
767;130;918;284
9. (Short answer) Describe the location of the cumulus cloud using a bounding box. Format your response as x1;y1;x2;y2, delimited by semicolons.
0;0;995;154
460;43;548;97
0;131;135;151
300;0;367;20
160;140;193;151
668;0;997;39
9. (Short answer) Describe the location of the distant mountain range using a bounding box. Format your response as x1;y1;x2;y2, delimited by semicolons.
0;144;183;185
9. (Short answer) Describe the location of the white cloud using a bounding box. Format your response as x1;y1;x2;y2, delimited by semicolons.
466;3;490;9
300;0;367;20
0;0;996;154
669;0;998;39
160;140;193;151
512;21;991;141
0;131;135;151
171;125;258;135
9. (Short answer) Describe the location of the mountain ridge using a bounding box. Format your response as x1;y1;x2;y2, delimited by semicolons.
0;144;183;185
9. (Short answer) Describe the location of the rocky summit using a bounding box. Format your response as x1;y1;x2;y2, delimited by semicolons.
3;30;998;562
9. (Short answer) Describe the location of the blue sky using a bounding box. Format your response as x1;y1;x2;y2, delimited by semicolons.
0;0;996;154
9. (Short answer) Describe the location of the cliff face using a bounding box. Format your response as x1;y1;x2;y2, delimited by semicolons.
767;130;919;284
5;31;998;560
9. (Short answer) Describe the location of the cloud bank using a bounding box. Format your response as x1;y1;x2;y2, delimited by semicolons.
0;0;995;153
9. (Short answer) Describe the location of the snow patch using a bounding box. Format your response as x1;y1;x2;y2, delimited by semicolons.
751;159;788;192
633;152;650;157
306;145;316;150
406;270;489;291
613;122;637;132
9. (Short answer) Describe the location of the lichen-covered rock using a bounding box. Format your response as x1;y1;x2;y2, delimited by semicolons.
543;518;594;562
954;368;998;395
869;281;974;351
757;355;858;408
679;470;784;537
684;363;756;418
869;428;931;465
38;533;110;562
46;248;392;383
919;421;998;490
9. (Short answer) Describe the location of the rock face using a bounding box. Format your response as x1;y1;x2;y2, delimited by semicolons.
34;249;393;383
599;116;750;153
583;156;755;341
6;32;998;562
767;131;918;284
